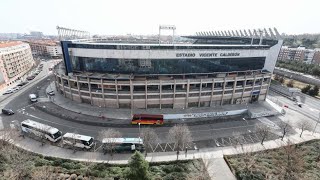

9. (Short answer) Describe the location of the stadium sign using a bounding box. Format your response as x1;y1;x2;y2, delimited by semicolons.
176;52;240;58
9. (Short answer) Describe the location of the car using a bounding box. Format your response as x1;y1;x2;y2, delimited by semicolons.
17;81;28;87
284;105;289;108
27;76;35;80
47;90;55;96
12;86;20;91
3;89;14;95
39;64;43;67
2;108;14;115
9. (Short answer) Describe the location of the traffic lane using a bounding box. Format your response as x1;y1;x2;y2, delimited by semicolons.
3;104;270;143
268;92;318;119
4;76;53;111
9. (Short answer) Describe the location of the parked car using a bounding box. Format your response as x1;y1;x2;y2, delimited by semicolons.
17;81;28;87
47;90;55;96
2;108;14;115
12;86;20;91
3;89;14;95
27;76;35;80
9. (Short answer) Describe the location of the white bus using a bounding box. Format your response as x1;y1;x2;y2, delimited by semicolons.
102;137;144;153
62;133;94;149
21;119;62;142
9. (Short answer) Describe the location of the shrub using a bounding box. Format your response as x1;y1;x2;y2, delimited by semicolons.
125;151;151;180
34;157;51;167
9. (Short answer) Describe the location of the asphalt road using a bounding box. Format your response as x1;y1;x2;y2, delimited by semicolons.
0;65;287;146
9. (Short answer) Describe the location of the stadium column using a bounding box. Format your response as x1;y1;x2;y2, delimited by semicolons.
220;77;227;106
259;74;265;101
62;75;66;98
198;79;203;107
67;76;73;100
231;77;237;104
173;80;176;108
241;75;247;104
159;80;162;109
88;77;93;105
54;74;59;91
115;79;120;108
210;79;215;107
76;76;82;103
264;74;272;101
250;74;257;103
145;80;148;109
101;79;106;107
130;79;134;109
185;79;190;108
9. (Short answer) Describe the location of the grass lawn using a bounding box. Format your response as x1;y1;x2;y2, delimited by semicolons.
0;140;209;180
225;139;320;180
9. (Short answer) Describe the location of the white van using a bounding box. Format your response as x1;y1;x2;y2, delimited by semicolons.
62;133;94;149
29;94;37;102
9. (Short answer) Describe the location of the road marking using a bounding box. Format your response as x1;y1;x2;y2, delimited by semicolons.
257;117;280;130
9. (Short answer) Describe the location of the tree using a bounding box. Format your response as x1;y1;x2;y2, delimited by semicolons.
140;128;159;156
278;140;304;180
98;129;122;156
279;76;285;84
286;79;294;87
255;125;271;145
167;124;193;160
301;84;311;94
274;74;280;81
308;85;319;97
279;121;289;141
297;121;312;137
125;151;151;180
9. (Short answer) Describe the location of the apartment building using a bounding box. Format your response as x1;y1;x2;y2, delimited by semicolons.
278;46;317;64
28;40;62;58
0;41;34;90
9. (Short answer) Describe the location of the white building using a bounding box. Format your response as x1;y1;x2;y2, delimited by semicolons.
0;41;34;89
46;46;62;57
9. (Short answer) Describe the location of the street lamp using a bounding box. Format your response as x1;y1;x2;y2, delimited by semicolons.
138;123;141;143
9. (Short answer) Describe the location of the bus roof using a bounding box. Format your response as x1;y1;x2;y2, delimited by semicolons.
21;119;59;134
102;137;143;144
133;114;163;118
63;133;93;141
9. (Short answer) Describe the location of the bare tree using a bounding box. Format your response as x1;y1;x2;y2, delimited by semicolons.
278;140;304;180
98;129;122;156
279;121;289;141
255;124;271;145
297;120;312;137
167;124;193;160
140;128;159;156
31;166;54;180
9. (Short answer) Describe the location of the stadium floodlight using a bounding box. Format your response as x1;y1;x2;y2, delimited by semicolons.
219;31;224;36
235;30;240;37
248;29;253;37
243;30;249;37
231;30;236;36
159;25;176;44
269;28;276;39
211;31;216;36
264;28;270;38
273;28;281;39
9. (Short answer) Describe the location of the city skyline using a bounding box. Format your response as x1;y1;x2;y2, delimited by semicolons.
1;0;320;36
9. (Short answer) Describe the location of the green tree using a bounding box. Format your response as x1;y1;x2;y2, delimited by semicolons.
125;151;151;180
311;67;320;76
301;85;311;94
287;79;294;87
279;76;285;84
308;86;319;97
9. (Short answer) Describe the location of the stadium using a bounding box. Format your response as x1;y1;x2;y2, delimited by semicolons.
54;27;283;109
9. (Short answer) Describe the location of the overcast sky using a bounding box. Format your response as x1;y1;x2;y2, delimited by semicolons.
1;0;319;35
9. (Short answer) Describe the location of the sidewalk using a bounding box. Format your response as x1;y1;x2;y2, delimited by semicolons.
47;82;278;121
4;129;320;180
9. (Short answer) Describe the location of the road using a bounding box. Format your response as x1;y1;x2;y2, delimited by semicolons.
0;65;289;148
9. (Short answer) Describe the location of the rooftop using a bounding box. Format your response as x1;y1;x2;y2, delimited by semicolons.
0;41;22;48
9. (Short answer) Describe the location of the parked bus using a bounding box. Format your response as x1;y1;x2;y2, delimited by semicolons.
131;114;164;125
62;133;94;149
102;137;144;153
21;119;62;142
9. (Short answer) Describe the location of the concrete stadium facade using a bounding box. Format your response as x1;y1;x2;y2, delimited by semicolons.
55;29;283;109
